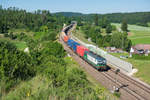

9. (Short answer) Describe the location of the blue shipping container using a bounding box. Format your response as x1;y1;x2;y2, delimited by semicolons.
67;39;74;47
67;39;80;52
72;41;80;52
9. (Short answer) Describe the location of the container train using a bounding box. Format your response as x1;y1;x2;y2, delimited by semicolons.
61;23;107;70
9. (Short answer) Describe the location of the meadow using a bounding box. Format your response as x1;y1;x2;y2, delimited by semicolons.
112;23;150;45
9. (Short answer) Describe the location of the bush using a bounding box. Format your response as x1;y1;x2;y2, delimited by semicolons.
0;40;35;91
114;92;121;98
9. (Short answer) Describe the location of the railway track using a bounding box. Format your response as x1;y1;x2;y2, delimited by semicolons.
100;71;146;100
111;69;150;94
105;69;150;100
59;24;150;100
59;36;150;100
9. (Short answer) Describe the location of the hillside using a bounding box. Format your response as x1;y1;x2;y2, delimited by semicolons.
54;12;84;17
0;7;118;100
54;12;150;26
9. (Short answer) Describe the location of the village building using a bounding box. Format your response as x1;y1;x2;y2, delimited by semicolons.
130;44;150;56
105;47;124;53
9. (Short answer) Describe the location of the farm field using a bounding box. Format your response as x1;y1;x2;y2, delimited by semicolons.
112;23;150;45
74;28;150;85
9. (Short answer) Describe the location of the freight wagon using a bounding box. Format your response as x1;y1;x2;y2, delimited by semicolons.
67;39;80;52
76;45;89;57
62;23;107;71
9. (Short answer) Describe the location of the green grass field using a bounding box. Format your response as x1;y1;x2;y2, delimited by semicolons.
112;23;150;45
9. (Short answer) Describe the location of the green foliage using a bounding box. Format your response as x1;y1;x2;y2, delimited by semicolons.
0;7;66;33
40;26;48;32
101;35;111;47
121;20;128;32
0;40;35;92
110;32;132;51
100;17;109;28
94;14;99;26
132;54;150;60
41;42;66;58
80;22;131;51
14;42;27;50
4;32;17;40
147;22;150;27
41;31;57;41
113;92;121;98
112;25;117;31
61;12;150;27
106;24;112;34
17;32;28;41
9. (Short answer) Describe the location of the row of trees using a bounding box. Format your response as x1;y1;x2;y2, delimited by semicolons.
80;21;131;51
0;6;71;34
94;14;118;34
66;11;150;27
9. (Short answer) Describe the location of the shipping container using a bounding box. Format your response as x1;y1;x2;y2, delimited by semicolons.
67;39;80;52
64;35;69;42
67;39;74;47
84;51;107;70
72;41;80;52
76;45;89;57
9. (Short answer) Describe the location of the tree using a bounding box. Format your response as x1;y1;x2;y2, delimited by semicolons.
106;24;112;34
102;35;111;47
121;20;128;32
94;14;99;26
100;17;109;28
111;32;123;48
110;32;132;51
0;41;35;92
112;25;117;31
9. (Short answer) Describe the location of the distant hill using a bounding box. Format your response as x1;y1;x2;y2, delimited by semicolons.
54;12;84;17
54;12;150;26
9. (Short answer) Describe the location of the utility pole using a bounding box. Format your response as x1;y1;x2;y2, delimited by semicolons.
114;69;120;92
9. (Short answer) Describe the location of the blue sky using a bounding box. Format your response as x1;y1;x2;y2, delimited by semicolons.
0;0;150;14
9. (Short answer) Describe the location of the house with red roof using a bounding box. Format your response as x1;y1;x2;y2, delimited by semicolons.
130;44;150;56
